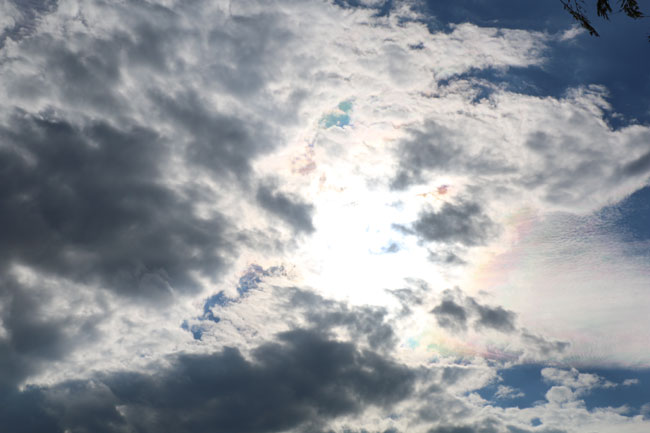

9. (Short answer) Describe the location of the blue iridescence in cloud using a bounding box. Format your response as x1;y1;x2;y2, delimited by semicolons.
321;100;353;128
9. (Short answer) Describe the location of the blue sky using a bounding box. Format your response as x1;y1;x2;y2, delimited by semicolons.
0;1;649;432
478;364;650;415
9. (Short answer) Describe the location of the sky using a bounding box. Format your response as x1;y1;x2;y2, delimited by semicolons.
0;0;649;432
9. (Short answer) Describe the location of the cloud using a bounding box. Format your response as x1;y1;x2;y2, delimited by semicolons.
281;287;397;350
519;332;570;360
544;385;577;405
0;113;231;300
432;299;469;332
424;290;573;364
468;298;517;333
494;385;525;400
541;368;616;394
389;87;650;214
0;269;106;390
0;327;417;433
391;121;514;191
151;89;277;184
0;0;57;47
404;200;496;247
427;419;503;433
256;181;315;234
1;1;650;432
431;289;517;334
620;150;650;177
0;0;310;311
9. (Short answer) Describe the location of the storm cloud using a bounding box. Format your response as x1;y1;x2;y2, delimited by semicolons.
0;328;417;433
0;113;229;299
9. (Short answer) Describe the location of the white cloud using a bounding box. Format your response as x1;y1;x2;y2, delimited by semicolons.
541;367;615;393
494;385;524;399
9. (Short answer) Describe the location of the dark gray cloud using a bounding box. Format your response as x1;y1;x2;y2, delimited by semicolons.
0;274;104;390
523;131;611;203
257;182;315;234
427;421;567;433
428;425;495;433
506;426;566;433
0;387;60;433
426;417;557;433
440;366;473;386
522;129;650;206
206;10;295;98
468;299;517;333
0;328;416;433
287;288;396;349
432;299;468;332
150;89;276;184
431;291;571;362
428;427;477;433
431;290;517;334
520;331;570;357
0;113;230;300
396;201;495;247
428;250;466;265
335;430;400;433
621;150;650;177
387;286;424;316
391;121;514;190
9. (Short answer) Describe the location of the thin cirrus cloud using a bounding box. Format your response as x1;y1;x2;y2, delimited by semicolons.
1;0;650;432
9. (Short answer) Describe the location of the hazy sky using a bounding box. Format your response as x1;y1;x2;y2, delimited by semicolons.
1;1;649;432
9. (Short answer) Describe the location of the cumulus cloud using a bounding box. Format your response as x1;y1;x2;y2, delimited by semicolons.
432;298;469;332
0;328;417;433
398;200;496;247
431;289;517;334
541;368;616;393
494;385;524;400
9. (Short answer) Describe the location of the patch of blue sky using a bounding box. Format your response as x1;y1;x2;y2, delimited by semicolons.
204;291;231;310
181;320;205;341
477;364;650;416
369;241;401;255
381;242;400;253
320;100;353;129
182;264;285;340
580;367;650;414
476;364;547;409
236;264;267;296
